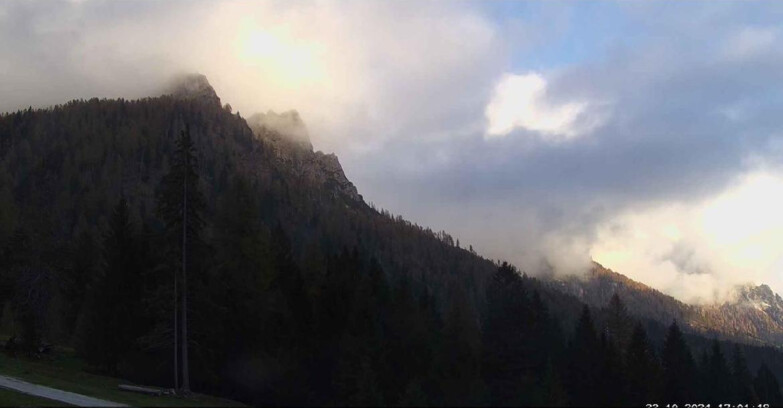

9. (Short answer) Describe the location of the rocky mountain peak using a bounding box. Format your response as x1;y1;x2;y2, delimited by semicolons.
247;110;312;151
247;110;362;203
730;283;783;315
162;74;359;203
548;263;783;346
165;73;221;106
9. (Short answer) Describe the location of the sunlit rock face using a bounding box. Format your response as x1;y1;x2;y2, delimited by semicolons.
166;73;222;107
690;283;783;347
548;263;783;347
720;284;783;333
307;151;362;203
730;284;783;312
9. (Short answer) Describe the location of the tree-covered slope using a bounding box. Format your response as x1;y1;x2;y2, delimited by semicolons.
549;263;783;347
0;76;508;404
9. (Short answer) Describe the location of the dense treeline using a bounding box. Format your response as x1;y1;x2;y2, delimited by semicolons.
0;95;782;405
483;265;782;406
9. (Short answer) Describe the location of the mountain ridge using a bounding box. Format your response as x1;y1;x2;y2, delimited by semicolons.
547;262;783;347
164;74;363;204
166;73;222;107
246;111;362;203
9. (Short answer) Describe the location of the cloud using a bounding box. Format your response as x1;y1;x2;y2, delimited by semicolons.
591;171;783;303
0;0;505;156
484;72;600;141
723;26;778;60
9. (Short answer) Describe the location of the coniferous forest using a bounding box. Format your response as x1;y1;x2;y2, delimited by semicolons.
0;94;782;406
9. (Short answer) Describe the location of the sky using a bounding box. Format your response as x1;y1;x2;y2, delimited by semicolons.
2;0;783;303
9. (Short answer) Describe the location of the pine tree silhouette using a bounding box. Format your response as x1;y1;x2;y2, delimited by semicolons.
626;323;660;405
754;364;783;405
662;321;697;403
156;125;205;393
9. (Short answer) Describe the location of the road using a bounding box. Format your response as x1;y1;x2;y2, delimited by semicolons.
0;374;129;407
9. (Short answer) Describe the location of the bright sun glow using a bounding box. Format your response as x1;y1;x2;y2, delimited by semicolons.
590;171;783;303
235;22;326;89
700;173;783;248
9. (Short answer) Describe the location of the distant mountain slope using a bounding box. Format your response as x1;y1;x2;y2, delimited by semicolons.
700;284;783;345
547;263;783;346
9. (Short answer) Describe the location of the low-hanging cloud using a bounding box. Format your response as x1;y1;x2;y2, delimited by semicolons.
592;171;783;303
0;0;505;155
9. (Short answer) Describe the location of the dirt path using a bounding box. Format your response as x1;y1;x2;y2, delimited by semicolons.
0;374;128;407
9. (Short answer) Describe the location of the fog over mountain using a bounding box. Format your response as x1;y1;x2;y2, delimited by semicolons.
3;1;783;303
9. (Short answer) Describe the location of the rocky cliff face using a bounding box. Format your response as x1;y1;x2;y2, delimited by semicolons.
247;109;362;203
165;73;222;107
164;74;362;204
730;284;783;317
248;110;312;151
547;263;783;347
698;284;783;345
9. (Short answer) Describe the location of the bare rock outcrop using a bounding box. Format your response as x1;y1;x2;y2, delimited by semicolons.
248;110;312;151
248;110;362;203
165;73;221;107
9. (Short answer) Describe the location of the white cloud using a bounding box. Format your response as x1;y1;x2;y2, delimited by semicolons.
718;101;750;123
0;1;504;155
484;72;597;141
591;171;783;303
723;26;778;60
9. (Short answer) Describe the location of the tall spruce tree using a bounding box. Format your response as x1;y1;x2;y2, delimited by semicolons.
482;262;533;406
156;124;205;393
81;198;144;373
567;306;601;406
754;364;783;405
599;332;626;406
731;345;758;404
529;289;561;405
661;321;697;403
605;293;633;351
435;283;484;406
697;349;710;400
62;230;99;339
704;339;733;403
2;228;51;352
626;323;660;405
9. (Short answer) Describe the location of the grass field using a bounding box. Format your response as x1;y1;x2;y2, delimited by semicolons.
0;387;70;406
0;342;244;407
